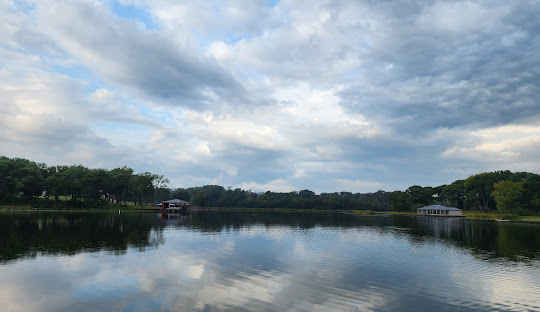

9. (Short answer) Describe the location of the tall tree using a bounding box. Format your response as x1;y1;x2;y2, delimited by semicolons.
45;165;69;203
439;180;465;208
192;191;208;207
172;188;190;201
406;185;434;208
465;173;496;211
129;172;162;206
108;166;134;203
0;157;44;200
389;191;412;212
63;165;89;199
492;180;524;214
522;174;540;213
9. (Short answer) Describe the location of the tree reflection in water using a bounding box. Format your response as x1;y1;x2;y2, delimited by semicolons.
1;211;539;263
0;212;165;262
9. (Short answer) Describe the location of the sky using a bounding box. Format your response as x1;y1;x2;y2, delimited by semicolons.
1;0;539;193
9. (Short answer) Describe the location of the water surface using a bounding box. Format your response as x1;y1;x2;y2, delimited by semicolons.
1;211;539;311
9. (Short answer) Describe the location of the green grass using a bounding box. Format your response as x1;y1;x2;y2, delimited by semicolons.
215;207;403;215
352;210;376;214
462;210;519;220
215;207;347;213
0;198;158;212
0;204;34;211
517;215;540;220
37;195;72;201
379;211;417;216
2;204;539;220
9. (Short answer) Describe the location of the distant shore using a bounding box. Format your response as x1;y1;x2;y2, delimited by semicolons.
1;204;539;221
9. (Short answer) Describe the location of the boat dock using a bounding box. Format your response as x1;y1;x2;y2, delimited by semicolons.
159;199;192;215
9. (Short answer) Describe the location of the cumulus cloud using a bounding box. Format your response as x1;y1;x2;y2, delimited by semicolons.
33;1;246;109
442;125;540;172
1;0;539;191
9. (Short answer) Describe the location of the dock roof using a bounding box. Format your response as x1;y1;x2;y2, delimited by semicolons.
417;205;461;211
162;199;190;204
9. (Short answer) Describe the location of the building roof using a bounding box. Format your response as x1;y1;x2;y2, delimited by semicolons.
417;205;461;211
162;199;190;204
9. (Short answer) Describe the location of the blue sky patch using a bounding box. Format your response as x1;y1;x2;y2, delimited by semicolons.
109;0;157;30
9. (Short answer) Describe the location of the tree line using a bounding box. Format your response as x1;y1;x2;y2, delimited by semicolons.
0;156;168;207
1;156;539;214
389;171;540;215
171;185;390;211
0;156;390;210
174;172;540;215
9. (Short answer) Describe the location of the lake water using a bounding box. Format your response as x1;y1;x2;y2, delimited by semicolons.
1;211;540;311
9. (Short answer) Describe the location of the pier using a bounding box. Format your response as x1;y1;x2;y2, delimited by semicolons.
160;199;192;215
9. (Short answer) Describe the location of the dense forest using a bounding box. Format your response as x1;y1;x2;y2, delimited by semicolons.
1;156;539;215
389;171;540;215
0;156;168;207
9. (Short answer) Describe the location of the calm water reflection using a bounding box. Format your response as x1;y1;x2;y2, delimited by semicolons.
1;211;539;311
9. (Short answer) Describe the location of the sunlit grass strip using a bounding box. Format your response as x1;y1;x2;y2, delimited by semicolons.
0;205;34;211
0;201;154;212
376;211;417;215
462;210;519;220
214;207;351;213
215;207;396;214
37;195;72;201
517;216;540;220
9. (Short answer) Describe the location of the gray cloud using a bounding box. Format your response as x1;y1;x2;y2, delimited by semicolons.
1;0;539;192
34;1;246;110
338;0;540;133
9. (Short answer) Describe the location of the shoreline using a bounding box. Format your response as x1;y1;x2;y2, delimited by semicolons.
1;205;539;221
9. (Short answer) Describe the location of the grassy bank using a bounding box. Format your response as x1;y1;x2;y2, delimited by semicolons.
0;199;161;213
462;210;520;220
374;211;417;216
214;207;411;215
215;207;361;213
382;209;538;220
2;204;539;221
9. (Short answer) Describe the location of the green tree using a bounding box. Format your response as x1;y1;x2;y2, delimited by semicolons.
492;180;524;214
45;165;69;203
299;189;316;198
220;188;248;207
88;168;109;200
389;191;412;212
522;174;540;213
192;191;208;207
465;173;496;211
63;165;89;199
199;185;225;206
406;185;434;208
153;187;172;203
0;157;44;201
107;166;134;203
465;171;514;212
172;188;190;201
129;172;163;206
439;180;465;209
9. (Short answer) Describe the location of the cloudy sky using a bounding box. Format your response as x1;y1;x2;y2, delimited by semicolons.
1;0;539;193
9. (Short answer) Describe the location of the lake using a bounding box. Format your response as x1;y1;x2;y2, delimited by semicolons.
1;211;539;311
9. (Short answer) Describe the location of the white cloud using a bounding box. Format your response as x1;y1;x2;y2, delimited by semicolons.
1;0;539;192
417;2;510;35
335;179;388;193
236;179;296;193
442;125;540;172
